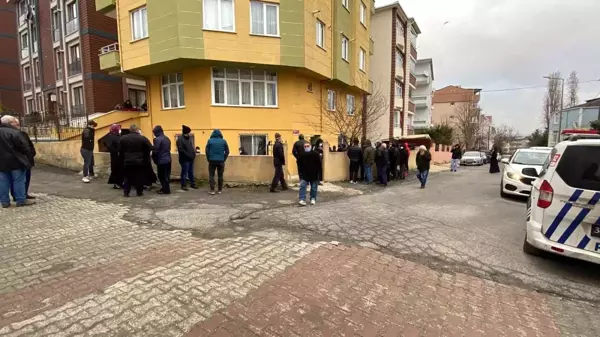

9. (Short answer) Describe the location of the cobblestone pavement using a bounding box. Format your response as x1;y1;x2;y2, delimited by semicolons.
1;165;599;336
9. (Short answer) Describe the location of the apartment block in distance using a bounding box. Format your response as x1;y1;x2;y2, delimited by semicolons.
369;1;420;140
12;0;146;124
431;85;481;125
412;58;434;131
98;0;373;173
0;2;23;113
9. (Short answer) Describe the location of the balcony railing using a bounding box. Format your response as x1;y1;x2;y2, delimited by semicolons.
71;104;85;118
66;18;79;36
21;48;29;59
413;96;428;107
68;59;82;76
53;28;61;42
394;96;403;109
409;73;417;87
410;45;418;60
408;101;416;113
23;81;32;92
99;43;120;71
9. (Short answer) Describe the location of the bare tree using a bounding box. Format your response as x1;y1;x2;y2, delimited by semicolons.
308;85;388;143
542;71;562;134
492;124;519;150
567;70;580;108
451;102;481;149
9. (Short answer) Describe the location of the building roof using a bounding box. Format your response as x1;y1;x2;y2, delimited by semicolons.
416;58;434;81
408;18;422;35
572;97;600;109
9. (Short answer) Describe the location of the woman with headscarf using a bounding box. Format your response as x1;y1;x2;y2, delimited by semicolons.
103;124;124;189
489;146;500;174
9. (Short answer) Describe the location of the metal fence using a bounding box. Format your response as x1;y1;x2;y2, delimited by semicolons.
17;107;90;143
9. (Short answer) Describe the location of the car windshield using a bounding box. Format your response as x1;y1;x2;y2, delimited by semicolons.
511;151;550;165
464;152;480;156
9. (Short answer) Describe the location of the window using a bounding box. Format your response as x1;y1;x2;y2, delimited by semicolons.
341;35;349;61
72;86;84;107
556;146;600;190
327;90;336;111
33;59;40;86
161;73;185;109
410;28;417;47
69;44;80;62
128;89;147;107
316;20;325;48
66;1;78;21
26;98;34;113
359;2;366;26
23;66;31;81
31;25;38;53
396;19;404;39
395;81;402;97
250;2;278;36
131;7;148;41
240;135;267;155
52;11;61;42
342;0;349;9
55;49;63;78
346;95;355;115
20;32;28;59
394;110;400;127
359;48;366;71
212;68;277;107
396;50;403;68
203;0;235;32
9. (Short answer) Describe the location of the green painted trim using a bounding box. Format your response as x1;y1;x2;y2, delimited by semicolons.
95;0;116;14
280;0;304;67
333;0;352;85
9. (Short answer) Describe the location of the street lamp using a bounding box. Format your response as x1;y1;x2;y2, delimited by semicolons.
543;76;565;143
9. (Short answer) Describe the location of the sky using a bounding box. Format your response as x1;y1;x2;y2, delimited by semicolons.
375;0;600;135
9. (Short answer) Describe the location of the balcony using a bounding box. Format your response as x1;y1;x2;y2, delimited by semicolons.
21;48;29;59
99;43;120;72
410;45;418;60
71;104;85;118
394;96;403;109
96;0;116;14
408;101;416;113
413;96;428;107
416;74;430;86
52;28;61;42
68;59;82;76
23;81;32;92
409;73;417;88
395;66;404;81
66;18;79;36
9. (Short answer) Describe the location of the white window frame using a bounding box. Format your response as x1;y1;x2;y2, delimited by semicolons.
346;94;355;115
342;0;349;10
395;81;402;97
250;1;279;37
23;65;31;81
161;73;185;109
72;85;84;106
130;7;148;41
394;110;400;127
26;98;34;113
359;48;366;72
341;35;349;61
359;2;366;26
211;68;278;108
31;25;38;54
203;0;236;32
239;134;268;155
327;89;336;111
316;20;325;49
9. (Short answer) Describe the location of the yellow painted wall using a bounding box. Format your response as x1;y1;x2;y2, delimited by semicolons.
304;0;333;78
118;0;150;71
352;0;371;92
202;0;281;65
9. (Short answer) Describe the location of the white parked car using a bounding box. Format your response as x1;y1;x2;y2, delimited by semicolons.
461;151;484;166
524;135;600;264
500;148;552;198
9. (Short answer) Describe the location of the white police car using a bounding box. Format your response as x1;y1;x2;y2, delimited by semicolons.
524;135;600;264
501;148;552;198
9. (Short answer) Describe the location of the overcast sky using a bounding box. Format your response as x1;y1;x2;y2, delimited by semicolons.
376;0;600;135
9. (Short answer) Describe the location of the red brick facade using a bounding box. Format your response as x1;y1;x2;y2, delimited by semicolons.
0;3;23;114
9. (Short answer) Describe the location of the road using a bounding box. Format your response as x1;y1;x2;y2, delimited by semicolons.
1;164;599;336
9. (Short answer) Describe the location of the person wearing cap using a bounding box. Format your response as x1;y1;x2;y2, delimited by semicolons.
176;125;197;190
270;132;288;192
152;125;172;194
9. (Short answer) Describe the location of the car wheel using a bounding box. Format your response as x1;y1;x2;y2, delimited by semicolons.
500;180;509;198
523;235;542;256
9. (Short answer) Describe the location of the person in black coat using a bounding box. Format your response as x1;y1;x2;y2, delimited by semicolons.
120;124;153;197
388;141;399;180
398;144;409;180
375;143;390;186
270;133;288;192
297;141;321;206
314;139;324;184
9;118;36;200
489;146;500;174
152;125;172;194
0;115;34;207
416;145;432;188
346;138;362;184
176;125;197;190
292;134;306;179
103;124;124;189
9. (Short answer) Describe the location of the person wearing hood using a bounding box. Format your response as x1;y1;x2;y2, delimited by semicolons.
103;124;124;189
205;129;230;195
361;139;375;184
346;138;362;184
292;134;306;179
176;125;197;191
450;144;462;172
80;120;97;183
152;125;172;194
375;142;390;187
270;133;288;192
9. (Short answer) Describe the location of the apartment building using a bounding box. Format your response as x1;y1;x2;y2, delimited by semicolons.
0;3;23;113
369;1;420;140
412;58;434;131
12;0;145;124
431;85;481;124
548;97;600;146
97;0;372;173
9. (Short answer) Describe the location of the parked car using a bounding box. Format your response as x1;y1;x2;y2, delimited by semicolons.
500;148;552;198
479;152;488;164
461;151;484;166
524;135;600;264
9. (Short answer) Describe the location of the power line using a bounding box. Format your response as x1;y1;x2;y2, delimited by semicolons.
480;79;600;93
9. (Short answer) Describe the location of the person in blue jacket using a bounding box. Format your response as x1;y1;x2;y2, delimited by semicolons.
205;129;230;195
152;125;172;194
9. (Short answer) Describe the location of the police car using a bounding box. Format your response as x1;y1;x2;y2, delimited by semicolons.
524;135;600;263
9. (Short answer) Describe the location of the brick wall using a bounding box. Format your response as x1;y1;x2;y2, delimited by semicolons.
38;0;56;90
0;3;23;113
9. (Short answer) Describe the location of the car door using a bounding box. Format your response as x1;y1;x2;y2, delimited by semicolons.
541;143;600;253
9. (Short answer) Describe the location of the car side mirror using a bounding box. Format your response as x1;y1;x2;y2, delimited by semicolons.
501;158;509;164
522;168;539;177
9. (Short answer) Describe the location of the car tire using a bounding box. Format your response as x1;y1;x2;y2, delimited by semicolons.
500;180;509;198
523;235;542;256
